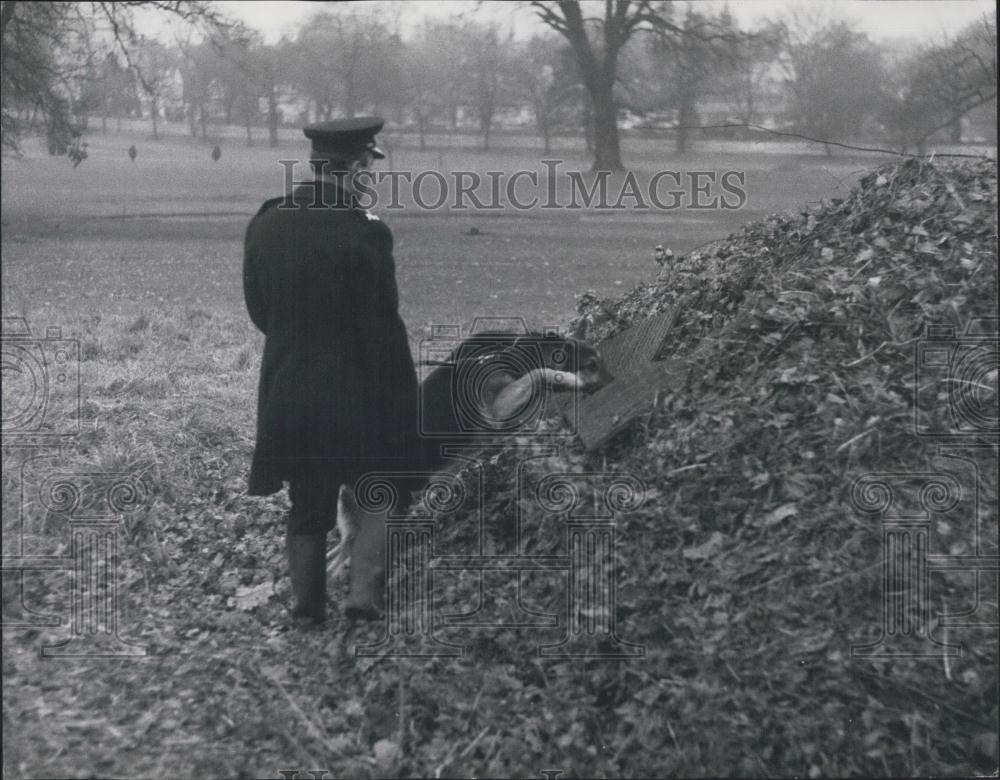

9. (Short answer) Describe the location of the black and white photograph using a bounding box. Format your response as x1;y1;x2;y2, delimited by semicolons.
1;0;997;777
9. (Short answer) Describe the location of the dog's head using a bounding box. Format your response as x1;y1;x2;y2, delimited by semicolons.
456;332;613;392
418;330;615;448
478;335;613;428
567;339;614;392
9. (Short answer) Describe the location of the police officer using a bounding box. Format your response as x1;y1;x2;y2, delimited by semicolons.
243;117;419;624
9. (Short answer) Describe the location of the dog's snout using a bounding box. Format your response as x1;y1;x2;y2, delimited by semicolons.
578;355;614;392
587;367;614;391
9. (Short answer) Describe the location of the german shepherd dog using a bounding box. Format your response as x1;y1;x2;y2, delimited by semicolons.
416;330;614;464
330;330;613;611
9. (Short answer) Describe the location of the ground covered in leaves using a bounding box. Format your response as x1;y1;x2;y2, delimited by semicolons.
3;157;998;778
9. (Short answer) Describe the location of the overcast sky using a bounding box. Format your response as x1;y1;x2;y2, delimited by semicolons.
196;0;994;43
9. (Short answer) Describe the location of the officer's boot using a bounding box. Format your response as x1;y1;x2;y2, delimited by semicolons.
286;533;327;625
344;505;386;621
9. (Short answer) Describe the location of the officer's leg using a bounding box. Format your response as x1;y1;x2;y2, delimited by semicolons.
343;485;386;621
344;477;416;621
327;486;356;579
286;481;329;625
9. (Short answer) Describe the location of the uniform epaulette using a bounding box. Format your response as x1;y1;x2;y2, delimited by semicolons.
255;196;286;216
352;208;381;223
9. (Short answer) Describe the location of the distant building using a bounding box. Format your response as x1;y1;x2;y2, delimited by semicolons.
276;96;311;126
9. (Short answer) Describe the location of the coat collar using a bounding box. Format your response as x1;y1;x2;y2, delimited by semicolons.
291;179;358;209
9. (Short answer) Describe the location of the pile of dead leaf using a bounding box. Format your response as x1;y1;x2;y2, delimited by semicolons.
392;156;998;776
5;157;994;779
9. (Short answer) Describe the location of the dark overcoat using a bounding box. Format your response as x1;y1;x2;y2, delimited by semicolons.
243;182;420;501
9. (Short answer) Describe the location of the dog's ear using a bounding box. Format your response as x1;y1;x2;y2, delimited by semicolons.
570;317;590;342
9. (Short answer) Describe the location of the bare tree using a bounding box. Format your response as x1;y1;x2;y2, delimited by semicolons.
95;53;133;133
134;36;177;139
780;16;886;155
529;0;742;170
512;35;581;154
2;3;91;152
464;23;512;151
210;33;265;146
530;0;644;170
258;39;290;148
882;12;997;153
716;16;782;133
396;20;474;149
176;36;215;139
427;21;468;131
650;4;738;154
1;0;228;153
402;23;446;150
291;7;395;122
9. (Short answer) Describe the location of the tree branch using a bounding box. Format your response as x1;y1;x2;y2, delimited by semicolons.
1;1;17;38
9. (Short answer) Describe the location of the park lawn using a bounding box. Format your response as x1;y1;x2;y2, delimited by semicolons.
2;125;893;331
6;129;991;778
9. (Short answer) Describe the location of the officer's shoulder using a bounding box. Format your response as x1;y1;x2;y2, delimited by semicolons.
353;207;382;224
355;208;391;238
253;196;286;217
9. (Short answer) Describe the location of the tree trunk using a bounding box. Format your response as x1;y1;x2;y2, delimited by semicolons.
101;79;108;134
949;116;962;144
589;81;622;171
150;97;159;139
418;114;427;151
675;99;697;154
543;123;551;155
268;89;279;148
345;78;357;118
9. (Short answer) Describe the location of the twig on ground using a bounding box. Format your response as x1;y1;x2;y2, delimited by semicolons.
835;425;879;453
842;340;889;367
460;726;491;759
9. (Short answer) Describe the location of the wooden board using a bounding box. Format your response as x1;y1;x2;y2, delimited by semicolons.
570;357;688;450
593;307;679;378
557;307;685;450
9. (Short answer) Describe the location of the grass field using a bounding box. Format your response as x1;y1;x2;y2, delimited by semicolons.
2;124;922;335
2;125;996;778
